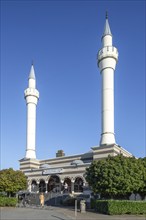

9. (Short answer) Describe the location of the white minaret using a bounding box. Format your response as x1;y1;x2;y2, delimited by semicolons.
24;65;39;158
97;13;118;146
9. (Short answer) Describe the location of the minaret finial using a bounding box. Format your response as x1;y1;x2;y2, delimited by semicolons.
106;11;108;19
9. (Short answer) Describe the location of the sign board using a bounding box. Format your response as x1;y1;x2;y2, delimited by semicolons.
42;168;64;175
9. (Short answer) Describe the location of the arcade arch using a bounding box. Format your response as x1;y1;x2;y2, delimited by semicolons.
39;179;46;192
63;177;71;193
74;177;84;192
47;175;61;193
31;179;38;192
28;174;86;194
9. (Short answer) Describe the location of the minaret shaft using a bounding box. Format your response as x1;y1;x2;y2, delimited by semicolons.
101;68;115;144
98;16;118;145
26;103;36;152
24;65;39;159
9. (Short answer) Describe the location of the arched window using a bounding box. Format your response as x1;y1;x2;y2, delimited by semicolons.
74;177;83;192
39;179;46;193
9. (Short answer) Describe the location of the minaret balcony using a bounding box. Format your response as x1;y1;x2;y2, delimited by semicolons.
98;46;118;66
24;88;39;99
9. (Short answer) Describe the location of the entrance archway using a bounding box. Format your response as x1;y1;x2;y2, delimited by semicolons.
31;180;38;192
47;175;61;193
63;178;71;193
74;177;83;192
39;179;46;192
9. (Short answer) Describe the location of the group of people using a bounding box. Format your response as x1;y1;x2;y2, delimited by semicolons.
39;182;68;207
18;194;30;207
18;192;44;207
18;182;68;208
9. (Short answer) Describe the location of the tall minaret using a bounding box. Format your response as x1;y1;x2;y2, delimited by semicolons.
97;13;118;146
24;65;39;158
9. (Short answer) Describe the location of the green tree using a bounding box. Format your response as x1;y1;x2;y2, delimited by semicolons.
85;155;146;199
137;157;146;199
0;168;27;197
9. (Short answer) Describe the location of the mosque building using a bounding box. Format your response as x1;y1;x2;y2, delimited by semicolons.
19;14;132;194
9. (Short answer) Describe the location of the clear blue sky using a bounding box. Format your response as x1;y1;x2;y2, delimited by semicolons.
1;0;145;170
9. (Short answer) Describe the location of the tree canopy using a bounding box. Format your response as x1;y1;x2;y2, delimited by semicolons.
0;168;27;197
85;155;146;199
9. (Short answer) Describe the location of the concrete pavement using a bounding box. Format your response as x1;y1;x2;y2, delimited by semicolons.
0;206;145;220
54;206;146;220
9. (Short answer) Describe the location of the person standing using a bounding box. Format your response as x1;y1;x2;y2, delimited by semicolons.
39;193;45;207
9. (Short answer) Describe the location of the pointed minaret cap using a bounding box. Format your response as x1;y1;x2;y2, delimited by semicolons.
102;11;112;37
29;64;36;80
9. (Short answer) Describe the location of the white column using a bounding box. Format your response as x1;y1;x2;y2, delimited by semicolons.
60;179;64;194
71;179;75;194
97;16;118;146
45;181;48;193
24;65;39;159
37;180;40;193
101;67;115;145
26;103;36;158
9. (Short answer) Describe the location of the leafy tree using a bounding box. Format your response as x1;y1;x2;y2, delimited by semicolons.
0;168;27;197
85;155;146;199
137;157;146;199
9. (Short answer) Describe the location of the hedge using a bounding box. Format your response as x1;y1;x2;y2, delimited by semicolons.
93;200;146;215
0;197;18;207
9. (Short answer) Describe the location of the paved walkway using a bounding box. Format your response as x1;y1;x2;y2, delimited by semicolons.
54;206;146;220
0;206;145;220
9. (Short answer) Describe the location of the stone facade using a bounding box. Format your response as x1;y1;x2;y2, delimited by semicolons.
19;144;132;194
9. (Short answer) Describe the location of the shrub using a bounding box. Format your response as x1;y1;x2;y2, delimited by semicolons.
94;200;146;215
0;197;17;207
90;198;95;209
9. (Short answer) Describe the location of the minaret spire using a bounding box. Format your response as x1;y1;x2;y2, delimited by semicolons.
29;64;36;80
24;65;39;159
102;12;112;38
97;14;118;146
